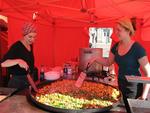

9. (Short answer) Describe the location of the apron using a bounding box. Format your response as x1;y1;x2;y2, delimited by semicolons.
8;75;29;90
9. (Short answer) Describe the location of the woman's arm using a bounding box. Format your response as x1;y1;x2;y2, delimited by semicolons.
138;56;150;100
90;51;115;66
27;74;38;92
1;59;29;71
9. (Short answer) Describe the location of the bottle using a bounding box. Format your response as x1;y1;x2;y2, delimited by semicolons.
40;65;45;81
63;64;68;78
67;64;72;79
102;66;109;78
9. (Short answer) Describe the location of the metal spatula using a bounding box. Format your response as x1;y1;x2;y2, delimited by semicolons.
75;62;92;88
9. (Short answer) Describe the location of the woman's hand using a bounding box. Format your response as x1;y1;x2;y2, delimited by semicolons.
88;58;97;67
17;59;29;71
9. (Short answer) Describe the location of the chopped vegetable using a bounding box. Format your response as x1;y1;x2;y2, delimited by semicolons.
35;80;120;109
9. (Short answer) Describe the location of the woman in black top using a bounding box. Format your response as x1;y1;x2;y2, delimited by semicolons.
89;17;150;113
1;22;38;91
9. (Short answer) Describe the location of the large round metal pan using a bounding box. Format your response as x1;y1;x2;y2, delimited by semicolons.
27;79;122;113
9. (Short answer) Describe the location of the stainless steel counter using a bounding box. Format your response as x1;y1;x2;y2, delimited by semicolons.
128;98;150;113
126;76;150;84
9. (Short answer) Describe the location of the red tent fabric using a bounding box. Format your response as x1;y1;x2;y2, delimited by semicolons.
0;0;150;68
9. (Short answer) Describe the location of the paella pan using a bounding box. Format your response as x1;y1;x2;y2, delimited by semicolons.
28;79;121;113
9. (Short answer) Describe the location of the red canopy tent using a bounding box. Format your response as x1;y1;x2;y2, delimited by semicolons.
0;0;150;68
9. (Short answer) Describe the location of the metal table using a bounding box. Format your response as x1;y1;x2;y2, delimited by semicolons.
126;76;150;84
126;75;150;113
128;99;150;113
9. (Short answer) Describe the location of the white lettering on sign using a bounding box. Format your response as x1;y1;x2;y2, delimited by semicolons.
75;72;87;88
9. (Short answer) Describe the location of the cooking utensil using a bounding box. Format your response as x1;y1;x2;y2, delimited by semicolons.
75;62;92;87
